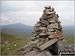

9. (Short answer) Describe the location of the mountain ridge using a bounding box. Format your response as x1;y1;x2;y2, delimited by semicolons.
1;28;32;39
1;23;34;32
1;23;74;38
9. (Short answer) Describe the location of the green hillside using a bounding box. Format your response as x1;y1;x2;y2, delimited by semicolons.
1;33;29;55
1;28;32;39
64;37;74;44
63;29;74;38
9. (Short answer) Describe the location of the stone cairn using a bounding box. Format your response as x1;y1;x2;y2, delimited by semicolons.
18;6;63;55
31;6;63;46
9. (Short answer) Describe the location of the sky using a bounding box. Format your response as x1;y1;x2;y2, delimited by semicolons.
1;1;74;26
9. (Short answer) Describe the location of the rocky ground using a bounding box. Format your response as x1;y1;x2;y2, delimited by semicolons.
18;40;74;56
24;51;52;56
58;40;74;51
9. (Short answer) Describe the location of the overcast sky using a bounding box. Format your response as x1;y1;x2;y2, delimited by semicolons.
1;1;74;26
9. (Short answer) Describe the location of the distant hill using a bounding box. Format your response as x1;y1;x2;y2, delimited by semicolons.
1;28;32;39
1;23;74;38
63;26;74;38
1;23;34;32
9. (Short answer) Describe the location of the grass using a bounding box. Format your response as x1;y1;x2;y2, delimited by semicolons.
64;37;75;44
1;33;29;55
1;33;74;55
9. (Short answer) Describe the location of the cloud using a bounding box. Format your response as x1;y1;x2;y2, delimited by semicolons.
1;16;18;25
1;11;42;26
1;1;74;26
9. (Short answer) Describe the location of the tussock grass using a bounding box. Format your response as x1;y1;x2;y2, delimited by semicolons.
64;37;74;44
1;33;29;55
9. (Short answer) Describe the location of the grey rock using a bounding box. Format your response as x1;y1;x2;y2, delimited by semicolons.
40;27;47;31
47;23;58;29
39;32;47;36
39;39;58;50
24;51;52;56
23;6;64;56
47;28;54;32
45;6;51;9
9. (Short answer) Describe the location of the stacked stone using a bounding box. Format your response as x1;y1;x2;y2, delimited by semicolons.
32;6;63;42
18;6;64;54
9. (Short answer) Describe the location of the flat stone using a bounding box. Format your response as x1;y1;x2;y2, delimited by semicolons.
48;35;54;38
58;24;62;30
48;17;56;23
30;37;37;41
35;24;40;27
57;19;61;23
47;28;54;32
40;19;49;25
39;39;58;50
48;19;56;23
47;23;58;29
54;14;59;19
32;34;37;37
39;38;46;42
34;27;40;31
47;32;56;35
31;39;39;44
40;27;47;31
49;7;54;12
47;15;54;18
24;51;52;56
42;12;47;17
39;33;47;36
45;6;51;9
45;9;50;12
49;30;63;38
32;30;35;33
